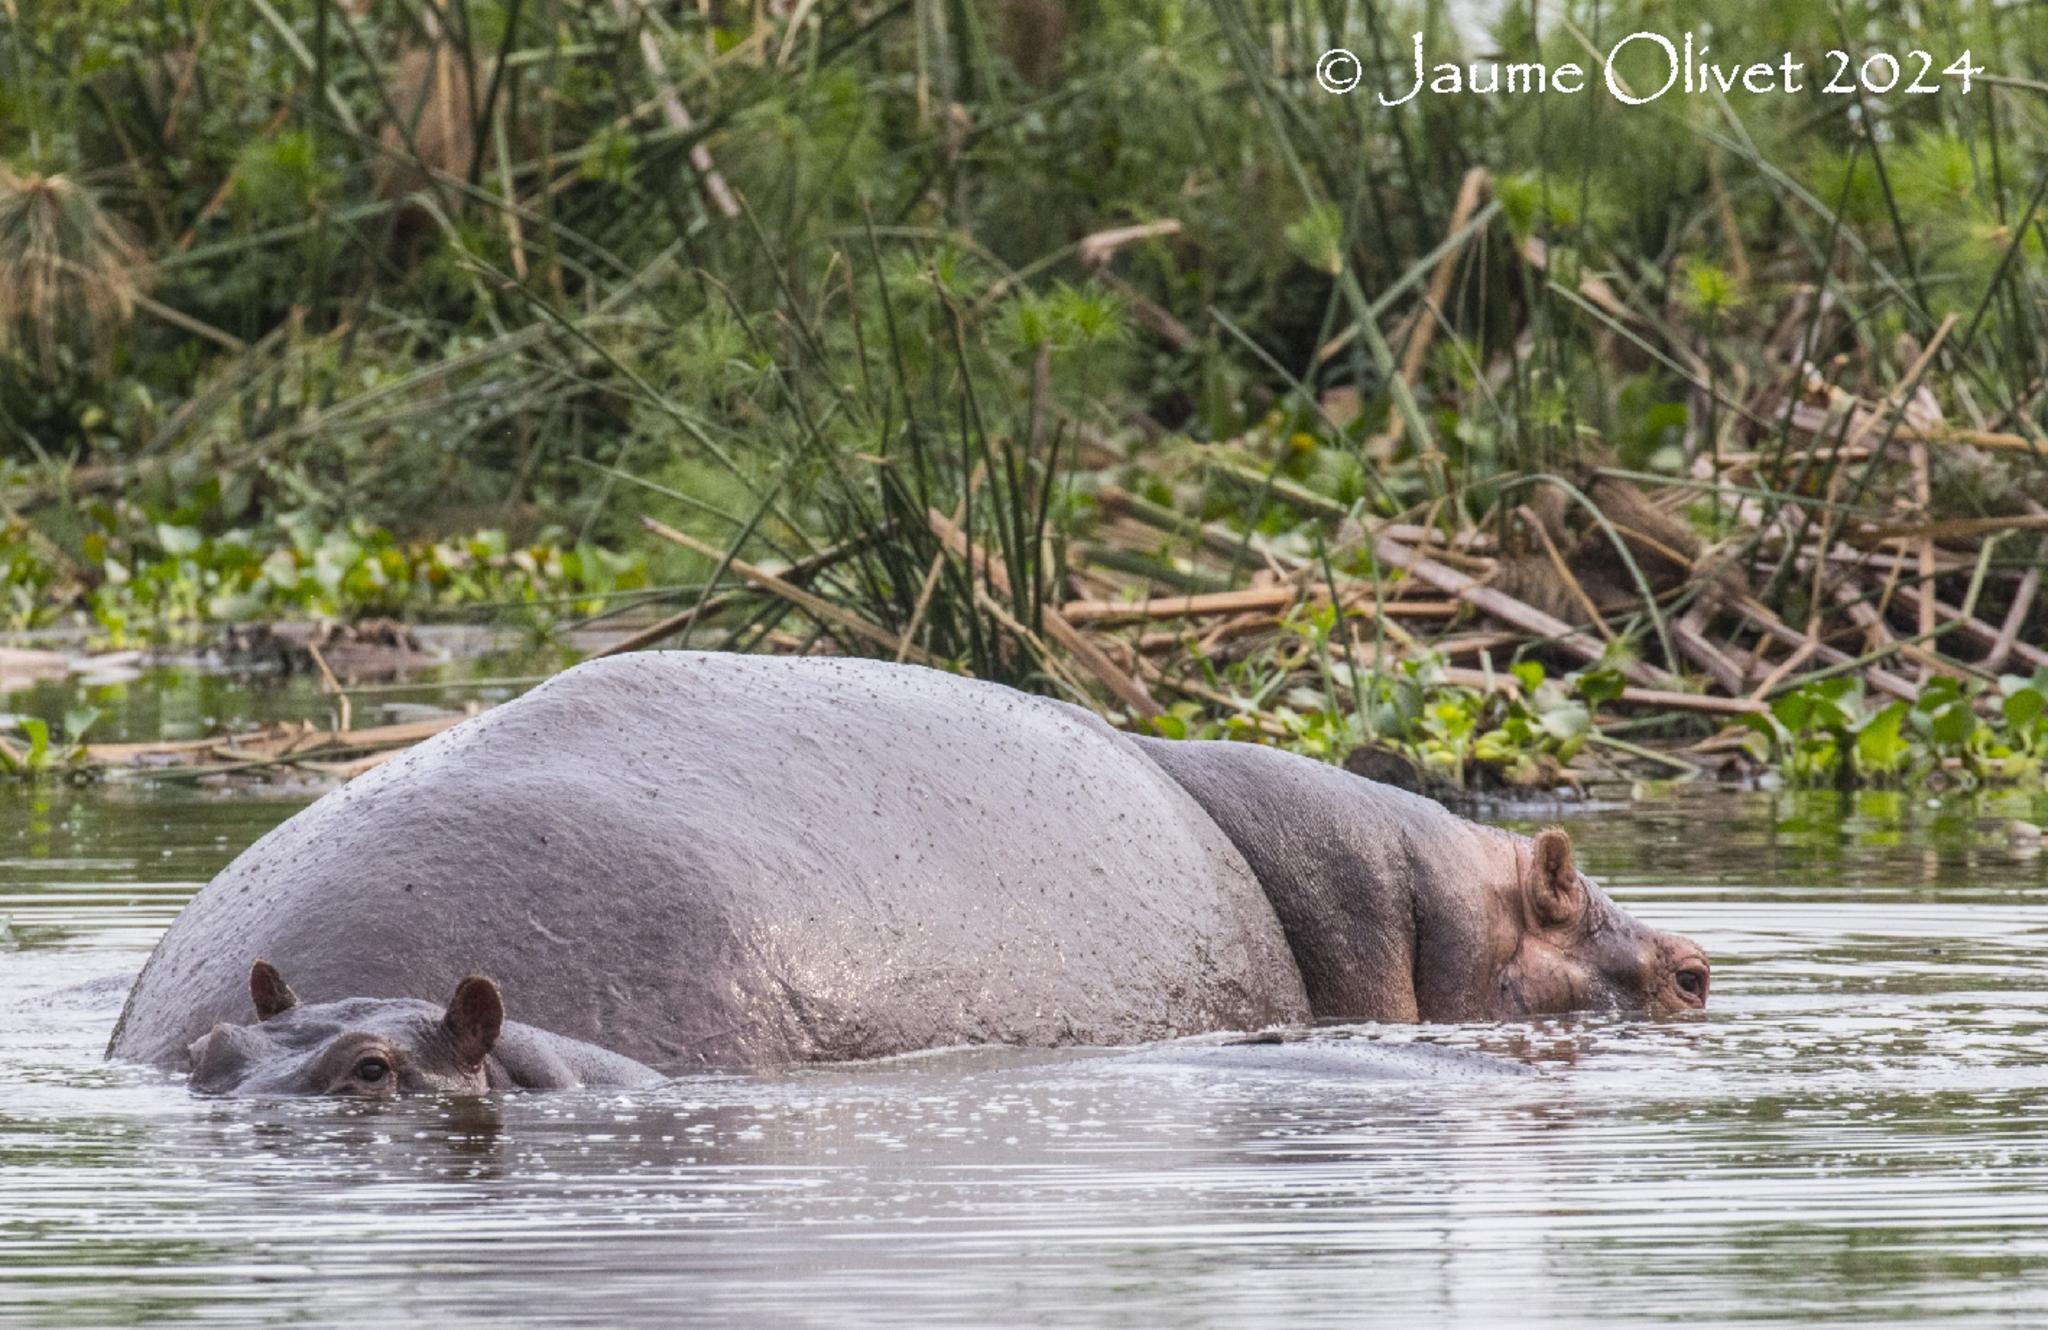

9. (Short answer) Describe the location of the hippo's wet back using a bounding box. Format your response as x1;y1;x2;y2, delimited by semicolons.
107;652;1311;1072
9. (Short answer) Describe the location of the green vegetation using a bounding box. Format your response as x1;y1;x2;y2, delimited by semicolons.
0;703;97;777
4;0;2048;791
1149;599;1617;790
3;506;646;642
1745;671;2048;790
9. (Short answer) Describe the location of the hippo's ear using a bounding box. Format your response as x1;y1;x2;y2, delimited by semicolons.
443;976;504;1069
250;960;299;1021
1527;828;1585;927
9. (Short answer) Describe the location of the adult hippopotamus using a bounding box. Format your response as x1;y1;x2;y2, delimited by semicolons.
1133;738;1710;1021
107;652;1708;1095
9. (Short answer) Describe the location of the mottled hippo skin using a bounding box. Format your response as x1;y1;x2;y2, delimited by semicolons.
1133;739;1710;1022
109;652;1308;1085
108;652;1708;1095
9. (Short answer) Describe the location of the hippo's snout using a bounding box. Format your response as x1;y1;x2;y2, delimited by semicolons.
188;1022;235;1064
187;1021;252;1094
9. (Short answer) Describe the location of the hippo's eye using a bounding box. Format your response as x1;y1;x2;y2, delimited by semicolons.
1675;968;1708;1001
354;1056;391;1084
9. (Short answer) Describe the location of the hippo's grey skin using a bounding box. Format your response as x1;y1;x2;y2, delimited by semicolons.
186;965;660;1095
109;652;1309;1084
108;651;1708;1097
1133;737;1710;1022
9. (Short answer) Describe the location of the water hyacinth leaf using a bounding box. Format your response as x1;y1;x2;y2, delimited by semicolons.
2005;685;2045;731
1854;701;1912;776
1146;713;1189;741
1810;680;1864;732
1734;711;1783;764
1796;737;1841;780
1522;682;1559;716
1771;690;1812;733
1574;668;1626;707
1737;710;1788;745
1816;676;1862;702
1426;699;1476;741
1914;676;1966;714
60;707;101;743
1917;694;1978;748
1537;703;1590;742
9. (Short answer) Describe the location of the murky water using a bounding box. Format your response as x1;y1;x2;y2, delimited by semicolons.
7;690;2048;1323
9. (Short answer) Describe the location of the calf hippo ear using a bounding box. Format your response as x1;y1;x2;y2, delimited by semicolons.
250;960;299;1021
1527;827;1585;927
443;976;505;1069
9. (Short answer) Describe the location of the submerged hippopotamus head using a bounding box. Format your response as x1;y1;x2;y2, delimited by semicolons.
1496;828;1709;1018
1136;732;1710;1026
186;962;660;1097
187;962;508;1096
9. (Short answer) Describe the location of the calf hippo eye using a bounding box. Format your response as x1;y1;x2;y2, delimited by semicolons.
1675;965;1710;1004
328;1052;398;1097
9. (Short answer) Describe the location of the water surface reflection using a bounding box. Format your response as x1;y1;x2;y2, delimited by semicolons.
4;783;2047;1325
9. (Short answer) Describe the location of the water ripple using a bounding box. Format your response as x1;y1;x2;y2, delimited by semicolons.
4;786;2048;1325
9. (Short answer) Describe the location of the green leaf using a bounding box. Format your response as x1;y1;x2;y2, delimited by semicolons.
1537;703;1590;741
1792;736;1841;782
1771;690;1812;732
1915;676;1965;713
1738;710;1787;746
1928;700;1975;747
1811;690;1861;732
61;706;102;744
1816;676;1863;705
1573;668;1626;707
1733;714;1779;764
19;717;49;767
1854;701;1911;775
